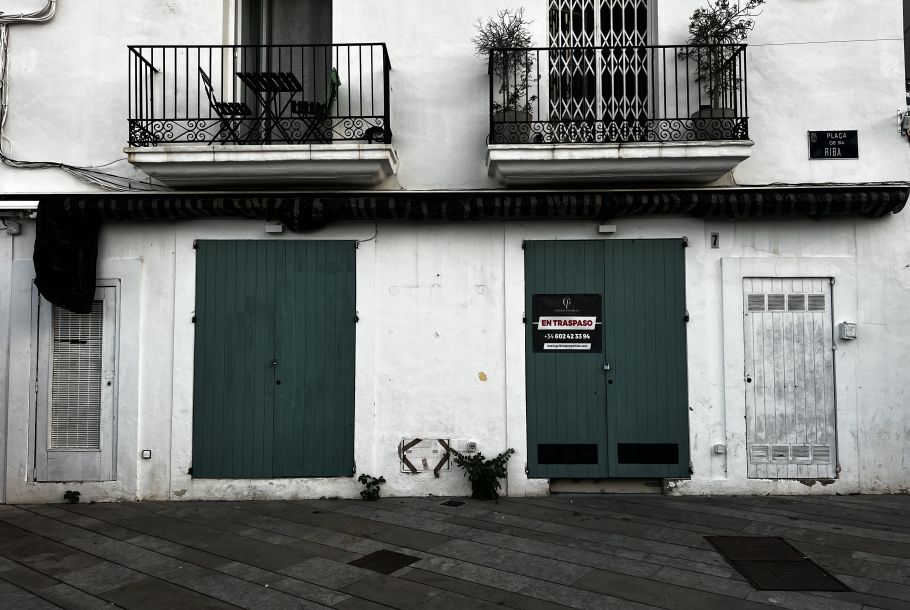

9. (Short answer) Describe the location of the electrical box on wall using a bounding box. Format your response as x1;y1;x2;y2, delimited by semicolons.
839;322;857;340
399;438;451;474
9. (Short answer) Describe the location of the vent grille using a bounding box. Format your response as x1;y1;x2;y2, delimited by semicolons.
767;294;786;311
787;294;806;312
751;444;770;462
791;444;812;461
49;301;103;450
751;444;833;464
812;445;832;463
747;294;766;312
746;293;827;313
538;443;598;464
807;294;826;312
771;445;790;461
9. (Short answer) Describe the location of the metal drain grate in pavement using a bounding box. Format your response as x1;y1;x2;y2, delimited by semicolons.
348;549;421;575
706;536;849;591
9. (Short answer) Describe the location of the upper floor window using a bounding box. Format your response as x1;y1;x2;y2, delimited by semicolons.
237;0;332;46
549;0;652;48
548;0;655;122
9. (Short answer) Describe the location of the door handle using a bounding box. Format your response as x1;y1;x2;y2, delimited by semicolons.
604;362;614;384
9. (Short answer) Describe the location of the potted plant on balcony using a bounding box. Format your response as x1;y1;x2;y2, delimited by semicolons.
473;8;538;142
683;0;764;120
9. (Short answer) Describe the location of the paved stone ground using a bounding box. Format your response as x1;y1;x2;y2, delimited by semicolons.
1;494;909;609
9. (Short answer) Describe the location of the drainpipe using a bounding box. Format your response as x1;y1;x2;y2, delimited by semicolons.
0;1;57;146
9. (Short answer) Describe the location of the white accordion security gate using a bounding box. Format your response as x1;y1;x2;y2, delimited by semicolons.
547;0;653;141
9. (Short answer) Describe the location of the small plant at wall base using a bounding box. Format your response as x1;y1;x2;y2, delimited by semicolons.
682;0;765;113
358;474;386;501
449;448;515;501
472;8;538;115
63;490;81;504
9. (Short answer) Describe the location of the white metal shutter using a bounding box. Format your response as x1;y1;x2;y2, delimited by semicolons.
743;278;837;479
35;284;118;481
50;301;103;450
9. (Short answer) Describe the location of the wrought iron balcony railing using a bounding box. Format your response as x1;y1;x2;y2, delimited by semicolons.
128;44;391;147
488;44;748;145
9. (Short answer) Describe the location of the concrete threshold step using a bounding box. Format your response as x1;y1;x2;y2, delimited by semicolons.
550;478;665;495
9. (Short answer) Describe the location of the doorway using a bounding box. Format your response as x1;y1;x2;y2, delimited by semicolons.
548;0;654;141
192;240;356;478
743;278;837;479
524;239;689;478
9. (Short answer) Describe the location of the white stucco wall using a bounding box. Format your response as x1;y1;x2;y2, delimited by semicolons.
3;208;910;502
0;0;225;193
1;1;909;502
0;1;904;192
659;1;909;185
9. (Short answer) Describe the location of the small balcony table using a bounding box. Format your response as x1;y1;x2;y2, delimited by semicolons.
236;71;303;144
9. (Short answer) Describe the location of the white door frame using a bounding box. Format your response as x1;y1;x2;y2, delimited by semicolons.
721;257;858;489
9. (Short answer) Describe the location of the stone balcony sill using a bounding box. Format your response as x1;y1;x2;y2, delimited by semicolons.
126;143;399;188
487;140;754;187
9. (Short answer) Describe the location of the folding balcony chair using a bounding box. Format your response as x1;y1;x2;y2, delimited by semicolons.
291;68;342;143
199;67;252;144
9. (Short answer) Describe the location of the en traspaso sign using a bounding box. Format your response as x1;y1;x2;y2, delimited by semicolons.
532;294;603;352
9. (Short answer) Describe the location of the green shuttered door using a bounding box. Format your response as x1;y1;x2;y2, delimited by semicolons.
193;240;355;478
525;240;689;478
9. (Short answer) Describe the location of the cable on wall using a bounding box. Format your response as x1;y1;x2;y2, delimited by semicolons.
0;1;165;191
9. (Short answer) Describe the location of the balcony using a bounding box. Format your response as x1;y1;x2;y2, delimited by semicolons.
125;44;398;188
485;44;754;186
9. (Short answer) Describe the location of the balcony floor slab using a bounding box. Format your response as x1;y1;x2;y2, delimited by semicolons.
126;143;399;188
487;140;754;187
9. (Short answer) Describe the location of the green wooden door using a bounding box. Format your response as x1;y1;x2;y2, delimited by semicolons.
193;240;355;478
525;240;689;478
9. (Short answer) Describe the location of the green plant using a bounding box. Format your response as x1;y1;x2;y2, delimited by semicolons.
357;474;386;501
472;8;538;114
449;448;515;501
63;490;81;504
681;0;765;105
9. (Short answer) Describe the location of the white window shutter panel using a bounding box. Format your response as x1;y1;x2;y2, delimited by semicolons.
49;301;104;450
35;284;118;482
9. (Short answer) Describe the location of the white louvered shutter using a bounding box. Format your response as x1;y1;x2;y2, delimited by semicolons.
35;284;118;481
50;301;103;450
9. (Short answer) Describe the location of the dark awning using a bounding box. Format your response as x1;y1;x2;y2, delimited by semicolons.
9;184;908;232
21;184;906;312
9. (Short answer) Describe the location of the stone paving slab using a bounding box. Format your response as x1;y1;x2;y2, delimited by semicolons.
2;495;910;609
399;565;570;610
0;580;60;609
97;577;237;610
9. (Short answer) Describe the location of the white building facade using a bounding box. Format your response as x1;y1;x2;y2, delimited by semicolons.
0;0;908;504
